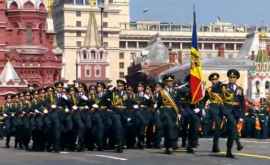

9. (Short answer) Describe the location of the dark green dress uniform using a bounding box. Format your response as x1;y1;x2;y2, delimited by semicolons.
134;88;148;149
96;89;111;151
124;99;138;149
74;88;88;151
21;97;33;150
258;107;269;139
151;86;163;149
205;73;224;152
157;75;179;154
14;99;24;149
31;95;42;151
0;107;5;140
178;79;199;153
108;79;128;153
3;95;16;148
243;108;255;138
222;69;244;158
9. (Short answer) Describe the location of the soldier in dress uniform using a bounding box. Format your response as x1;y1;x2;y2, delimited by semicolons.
133;82;148;149
178;75;200;153
205;73;224;153
157;75;180;154
72;82;87;152
109;79;128;153
21;91;33;150
96;82;112;150
3;94;16;148
151;83;163;149
222;69;244;158
47;82;64;153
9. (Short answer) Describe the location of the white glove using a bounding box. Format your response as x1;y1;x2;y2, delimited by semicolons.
109;86;114;91
194;108;200;114
81;95;89;101
72;105;78;110
92;104;99;109
144;94;150;100
177;114;181;121
133;104;139;109
65;108;69;113
62;95;68;100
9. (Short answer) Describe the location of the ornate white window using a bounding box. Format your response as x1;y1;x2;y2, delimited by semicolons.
100;51;103;60
83;50;88;59
91;50;96;59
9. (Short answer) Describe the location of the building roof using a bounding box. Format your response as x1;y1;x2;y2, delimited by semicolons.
83;11;101;48
0;60;21;83
239;32;260;58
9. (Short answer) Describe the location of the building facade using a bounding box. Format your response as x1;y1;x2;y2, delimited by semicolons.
77;2;109;85
53;0;270;84
0;0;62;88
53;0;129;84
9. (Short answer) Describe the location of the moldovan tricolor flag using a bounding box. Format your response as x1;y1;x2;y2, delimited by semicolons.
189;7;204;104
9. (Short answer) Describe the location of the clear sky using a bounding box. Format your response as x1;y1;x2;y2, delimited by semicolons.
130;0;270;26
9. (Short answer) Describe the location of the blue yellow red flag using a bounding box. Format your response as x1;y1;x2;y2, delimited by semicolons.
189;6;204;104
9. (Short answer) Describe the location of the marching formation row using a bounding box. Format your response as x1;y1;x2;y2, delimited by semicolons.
0;69;247;158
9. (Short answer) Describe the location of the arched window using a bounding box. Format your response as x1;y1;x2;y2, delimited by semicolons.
91;51;96;59
265;81;270;89
10;1;18;9
39;3;46;10
83;50;87;59
100;51;103;60
23;1;35;9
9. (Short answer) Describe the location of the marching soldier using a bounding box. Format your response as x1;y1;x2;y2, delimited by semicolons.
21;91;32;150
109;79;128;153
133;82;148;149
3;94;16;148
206;73;223;153
157;75;179;154
222;69;244;158
151;83;163;149
178;75;200;153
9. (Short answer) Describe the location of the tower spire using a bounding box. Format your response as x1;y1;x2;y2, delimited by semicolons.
83;11;101;48
45;0;54;17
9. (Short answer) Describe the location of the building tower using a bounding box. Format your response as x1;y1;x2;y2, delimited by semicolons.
76;1;108;85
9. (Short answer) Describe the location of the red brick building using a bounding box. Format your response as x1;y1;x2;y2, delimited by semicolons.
0;0;62;89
